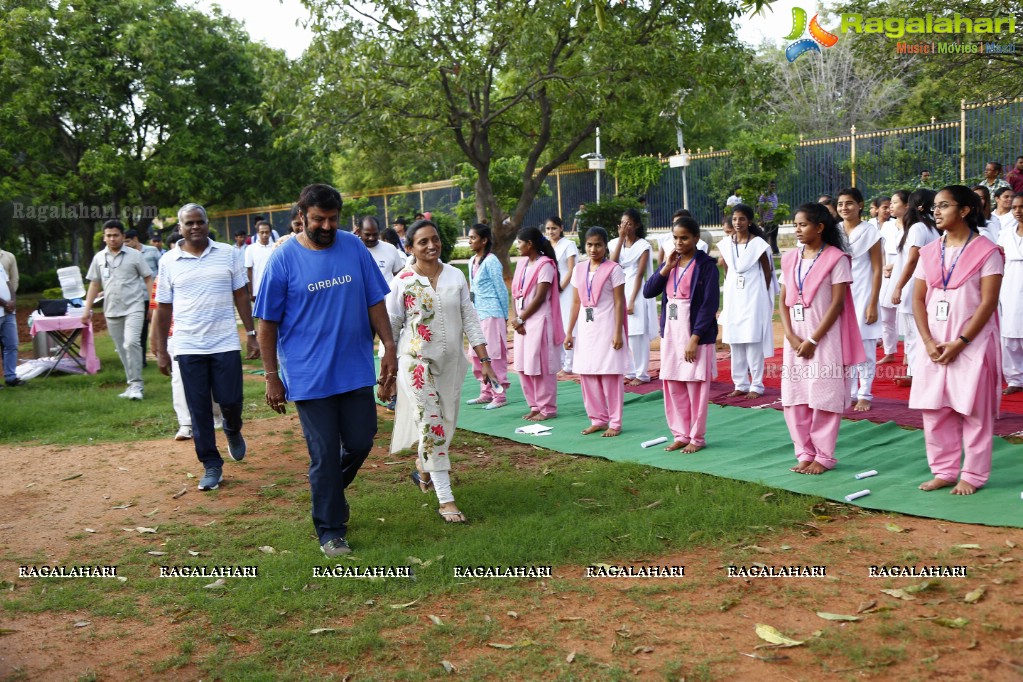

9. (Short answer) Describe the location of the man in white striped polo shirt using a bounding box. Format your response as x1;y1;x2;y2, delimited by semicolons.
152;203;260;491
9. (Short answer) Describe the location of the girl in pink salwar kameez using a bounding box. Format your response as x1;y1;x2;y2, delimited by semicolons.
643;216;720;453
564;227;630;437
511;227;565;421
910;185;1003;496
779;203;865;475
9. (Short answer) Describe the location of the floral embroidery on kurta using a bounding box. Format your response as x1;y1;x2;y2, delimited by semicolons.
400;279;447;461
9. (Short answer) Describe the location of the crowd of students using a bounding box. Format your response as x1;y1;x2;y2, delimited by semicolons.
458;185;1018;496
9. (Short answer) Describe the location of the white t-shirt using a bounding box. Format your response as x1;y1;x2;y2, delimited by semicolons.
366;241;406;285
0;263;10;318
244;240;275;297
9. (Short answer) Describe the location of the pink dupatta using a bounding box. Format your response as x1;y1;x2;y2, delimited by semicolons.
782;246;865;366
919;234;999;291
512;255;566;346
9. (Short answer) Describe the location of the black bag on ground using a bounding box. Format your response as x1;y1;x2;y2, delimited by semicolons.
37;299;69;316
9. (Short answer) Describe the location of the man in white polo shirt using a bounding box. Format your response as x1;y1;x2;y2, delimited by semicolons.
245;221;275;303
153;203;259;491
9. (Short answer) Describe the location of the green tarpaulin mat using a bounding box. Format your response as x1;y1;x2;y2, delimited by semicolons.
454;371;1023;528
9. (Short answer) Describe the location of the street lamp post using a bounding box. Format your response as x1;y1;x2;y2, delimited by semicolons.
582;127;607;203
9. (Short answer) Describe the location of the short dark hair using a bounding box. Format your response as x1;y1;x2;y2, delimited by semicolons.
297;184;343;216
994;186;1014;200
103;219;125;233
255;219;271;228
987;161;1003;172
393;216;407;226
124;229;140;239
234;229;247;237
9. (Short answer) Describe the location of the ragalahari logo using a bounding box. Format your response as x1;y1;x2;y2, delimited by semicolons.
785;7;839;61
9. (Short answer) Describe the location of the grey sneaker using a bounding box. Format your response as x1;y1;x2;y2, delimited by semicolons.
226;432;246;462
321;537;352;557
174;426;192;441
198;466;223;491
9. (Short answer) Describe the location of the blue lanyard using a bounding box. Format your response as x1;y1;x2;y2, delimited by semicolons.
585;262;601;305
940;232;973;294
796;245;826;301
671;256;696;298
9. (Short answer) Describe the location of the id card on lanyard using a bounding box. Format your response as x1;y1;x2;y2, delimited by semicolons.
936;234;972;323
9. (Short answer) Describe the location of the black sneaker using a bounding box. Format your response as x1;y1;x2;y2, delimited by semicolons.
226;432;246;462
5;378;26;387
321;537;352;557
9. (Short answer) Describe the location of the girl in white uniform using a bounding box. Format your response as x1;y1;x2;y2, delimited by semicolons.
609;208;658;385
878;194;901;364
719;204;776;398
546;216;578;375
999;195;1023;394
890;188;939;382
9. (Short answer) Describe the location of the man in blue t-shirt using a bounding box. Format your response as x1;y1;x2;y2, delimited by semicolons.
255;184;397;558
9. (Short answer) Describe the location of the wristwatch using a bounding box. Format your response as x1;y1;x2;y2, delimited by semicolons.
246;330;257;336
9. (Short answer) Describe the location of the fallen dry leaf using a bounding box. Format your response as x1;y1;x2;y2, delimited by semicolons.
203;579;226;589
146;551;167;557
111;503;134;510
1007;540;1017;549
84;528;96;533
507;611;519;619
390;600;418;609
856;600;877;613
885;523;908;533
816;612;860;622
188;551;200;557
744;545;773;554
566;651;576;663
143;508;159;517
258;546;275;554
172;488;188;499
488;642;514;649
964;586;986;604
904;580;937;594
955;544;982;549
73;621;91;628
135;527;158;534
933;617;969;629
428;615;443;626
631;646;654;654
754;624;804;647
881;588;916;601
309;628;336;634
441;660;456;673
61;473;83;481
740;652;791;662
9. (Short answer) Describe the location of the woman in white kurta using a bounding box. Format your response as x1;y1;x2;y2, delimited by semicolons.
719;204;775;398
609;208;658;385
547;216;578;375
890;189;939;381
387;221;496;523
839;188;883;411
878;192;903;364
998;195;1023;394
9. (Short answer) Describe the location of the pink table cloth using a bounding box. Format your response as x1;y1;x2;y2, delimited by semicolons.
29;313;101;374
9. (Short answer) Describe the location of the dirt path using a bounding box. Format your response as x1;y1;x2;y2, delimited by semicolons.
2;415;1022;681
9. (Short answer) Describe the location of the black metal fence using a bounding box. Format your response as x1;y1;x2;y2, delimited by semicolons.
210;97;1023;236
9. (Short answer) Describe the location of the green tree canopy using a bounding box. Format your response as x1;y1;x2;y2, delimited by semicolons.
0;0;321;268
292;0;753;268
